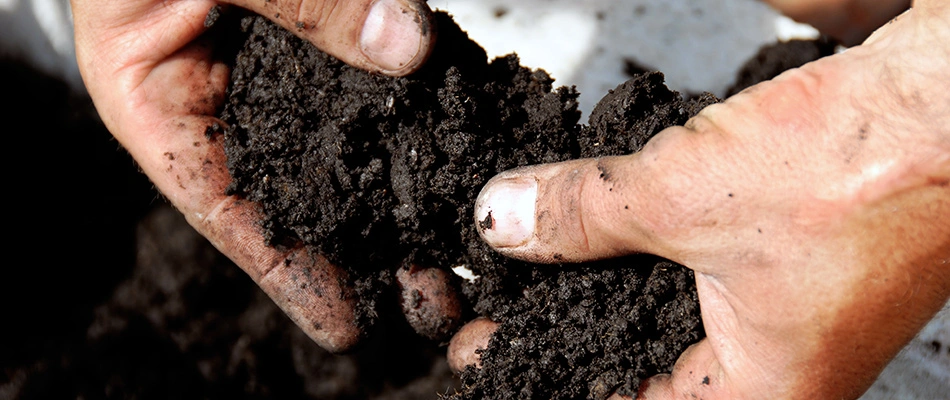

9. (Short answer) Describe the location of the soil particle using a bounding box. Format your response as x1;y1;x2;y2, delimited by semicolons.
478;212;493;230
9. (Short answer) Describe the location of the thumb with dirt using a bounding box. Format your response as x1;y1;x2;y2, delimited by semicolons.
471;2;949;398
72;0;441;352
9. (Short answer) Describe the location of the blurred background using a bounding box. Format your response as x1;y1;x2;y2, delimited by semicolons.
0;0;946;399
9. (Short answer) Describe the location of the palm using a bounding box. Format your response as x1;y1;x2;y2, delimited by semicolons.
74;0;362;351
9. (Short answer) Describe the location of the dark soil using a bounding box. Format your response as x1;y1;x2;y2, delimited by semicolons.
221;11;714;399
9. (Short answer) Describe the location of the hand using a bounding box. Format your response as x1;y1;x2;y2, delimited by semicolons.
458;1;950;398
71;0;436;352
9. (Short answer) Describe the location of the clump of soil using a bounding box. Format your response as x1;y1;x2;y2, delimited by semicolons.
455;258;701;399
220;11;714;399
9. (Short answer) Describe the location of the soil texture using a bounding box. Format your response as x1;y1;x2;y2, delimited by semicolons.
221;11;714;399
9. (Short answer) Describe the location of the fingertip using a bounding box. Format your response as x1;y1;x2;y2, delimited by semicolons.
359;0;435;76
256;247;363;353
395;264;463;341
474;175;538;249
446;317;499;374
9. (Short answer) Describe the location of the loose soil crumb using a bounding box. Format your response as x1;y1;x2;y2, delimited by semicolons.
221;11;714;399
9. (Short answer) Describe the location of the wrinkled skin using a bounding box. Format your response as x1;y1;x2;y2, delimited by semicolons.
71;0;438;352
467;1;949;399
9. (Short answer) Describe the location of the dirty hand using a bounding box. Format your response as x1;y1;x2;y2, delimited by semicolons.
460;2;950;399
72;0;438;352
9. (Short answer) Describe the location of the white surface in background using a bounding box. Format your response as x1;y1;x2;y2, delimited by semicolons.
435;0;785;117
437;2;597;94
774;14;820;41
31;0;73;62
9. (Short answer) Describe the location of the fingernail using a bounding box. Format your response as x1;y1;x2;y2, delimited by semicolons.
474;177;537;248
360;0;427;73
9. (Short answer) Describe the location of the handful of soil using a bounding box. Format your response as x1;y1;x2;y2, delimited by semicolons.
220;11;715;399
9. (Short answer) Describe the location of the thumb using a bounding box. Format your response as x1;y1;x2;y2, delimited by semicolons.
225;0;435;75
473;126;717;265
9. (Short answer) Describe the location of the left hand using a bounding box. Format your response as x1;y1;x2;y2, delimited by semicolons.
71;0;436;352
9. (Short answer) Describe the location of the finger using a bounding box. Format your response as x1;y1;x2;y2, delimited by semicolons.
473;124;732;266
446;317;498;374
98;39;362;352
474;157;650;264
224;0;435;76
200;196;362;352
395;264;463;341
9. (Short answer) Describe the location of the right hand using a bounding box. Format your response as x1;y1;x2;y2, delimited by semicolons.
452;1;950;398
72;0;441;352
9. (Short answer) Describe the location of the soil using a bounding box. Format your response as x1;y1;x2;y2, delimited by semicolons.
221;11;713;399
1;12;836;400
